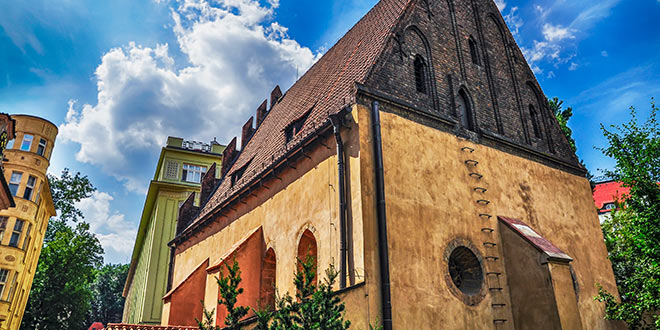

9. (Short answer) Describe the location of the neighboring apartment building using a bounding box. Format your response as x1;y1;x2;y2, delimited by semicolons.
0;114;16;212
122;137;224;325
0;115;57;330
593;180;629;223
155;0;622;329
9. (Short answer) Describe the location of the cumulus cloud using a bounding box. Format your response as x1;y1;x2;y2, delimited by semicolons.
76;191;136;261
542;23;575;42
568;62;579;71
60;0;320;193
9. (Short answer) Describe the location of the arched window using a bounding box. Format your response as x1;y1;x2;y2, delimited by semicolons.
457;90;474;130
260;248;276;310
297;229;318;286
529;105;542;138
469;36;480;65
414;55;427;94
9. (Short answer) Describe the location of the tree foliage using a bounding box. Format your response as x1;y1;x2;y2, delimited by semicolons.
21;169;105;330
548;97;577;153
595;102;660;329
87;263;130;326
217;260;250;330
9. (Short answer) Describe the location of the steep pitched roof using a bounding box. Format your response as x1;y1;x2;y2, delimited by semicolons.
186;0;413;231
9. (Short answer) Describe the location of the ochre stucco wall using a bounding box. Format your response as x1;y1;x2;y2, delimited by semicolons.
375;107;621;329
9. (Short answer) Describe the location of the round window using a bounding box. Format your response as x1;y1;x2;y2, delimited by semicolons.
448;246;483;296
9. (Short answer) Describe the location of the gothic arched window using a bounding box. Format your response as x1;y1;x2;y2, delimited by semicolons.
457;90;474;130
469;36;480;66
529;105;542;138
414;55;427;94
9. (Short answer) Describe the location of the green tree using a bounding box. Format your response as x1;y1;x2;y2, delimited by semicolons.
548;97;577;153
21;222;103;330
87;263;130;325
595;102;660;329
218;260;250;330
21;169;104;330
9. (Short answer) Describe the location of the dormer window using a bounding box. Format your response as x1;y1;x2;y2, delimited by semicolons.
285;111;311;143
414;55;427;94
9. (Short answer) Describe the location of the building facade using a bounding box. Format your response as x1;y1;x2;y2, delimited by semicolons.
157;0;623;329
0;115;57;330
122;137;224;325
593;180;629;223
0;114;16;212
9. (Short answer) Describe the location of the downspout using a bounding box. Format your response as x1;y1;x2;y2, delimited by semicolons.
371;101;393;330
329;112;348;289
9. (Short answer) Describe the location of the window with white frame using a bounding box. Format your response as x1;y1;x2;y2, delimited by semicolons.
20;134;33;151
9;172;22;196
23;176;36;200
37;138;47;156
0;269;8;299
0;217;7;243
9;219;24;248
182;164;206;183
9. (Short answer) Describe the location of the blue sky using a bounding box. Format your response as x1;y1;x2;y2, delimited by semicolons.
1;0;658;264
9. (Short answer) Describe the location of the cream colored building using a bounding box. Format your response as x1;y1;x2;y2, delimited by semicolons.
0;115;57;330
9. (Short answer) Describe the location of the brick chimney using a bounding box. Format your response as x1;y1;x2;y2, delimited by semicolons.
270;85;282;109
241;116;254;150
221;137;237;176
200;162;219;205
176;192;199;236
256;99;267;127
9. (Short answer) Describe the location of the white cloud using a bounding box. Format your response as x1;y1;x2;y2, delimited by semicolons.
542;23;575;42
601;50;609;57
494;0;506;11
568;62;579;71
76;191;136;262
59;0;320;193
503;7;523;39
547;71;555;79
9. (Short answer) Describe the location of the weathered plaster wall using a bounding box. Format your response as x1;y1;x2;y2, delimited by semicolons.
167;108;370;327
375;107;620;329
499;221;561;329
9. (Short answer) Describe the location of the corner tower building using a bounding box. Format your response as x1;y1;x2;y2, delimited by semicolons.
0;115;57;330
151;0;624;329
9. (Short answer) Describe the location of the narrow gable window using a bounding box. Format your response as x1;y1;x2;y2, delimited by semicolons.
414;55;427;94
529;105;542;138
469;36;480;65
20;134;33;152
457;91;474;131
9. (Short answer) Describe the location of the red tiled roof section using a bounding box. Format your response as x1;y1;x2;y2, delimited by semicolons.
190;0;412;227
592;181;629;210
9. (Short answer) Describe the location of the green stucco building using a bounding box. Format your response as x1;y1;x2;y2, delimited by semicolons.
122;137;224;325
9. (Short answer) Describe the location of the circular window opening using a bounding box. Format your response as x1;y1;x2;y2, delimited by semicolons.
448;246;484;296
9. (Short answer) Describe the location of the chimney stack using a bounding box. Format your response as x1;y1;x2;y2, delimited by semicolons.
241;116;254;150
256;99;268;127
221;137;237;176
270;85;282;109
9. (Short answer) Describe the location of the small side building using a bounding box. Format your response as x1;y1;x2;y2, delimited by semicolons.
0;114;58;330
122;137;224;325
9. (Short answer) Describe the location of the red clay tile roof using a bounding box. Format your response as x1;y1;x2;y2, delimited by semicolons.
592;181;629;210
186;0;413;231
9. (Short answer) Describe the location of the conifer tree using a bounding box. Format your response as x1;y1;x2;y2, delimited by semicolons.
218;259;250;330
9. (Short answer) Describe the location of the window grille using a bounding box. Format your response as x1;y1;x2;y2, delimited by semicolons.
165;161;179;180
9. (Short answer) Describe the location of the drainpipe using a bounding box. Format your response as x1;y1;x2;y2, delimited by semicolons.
329;112;348;289
371;101;393;330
